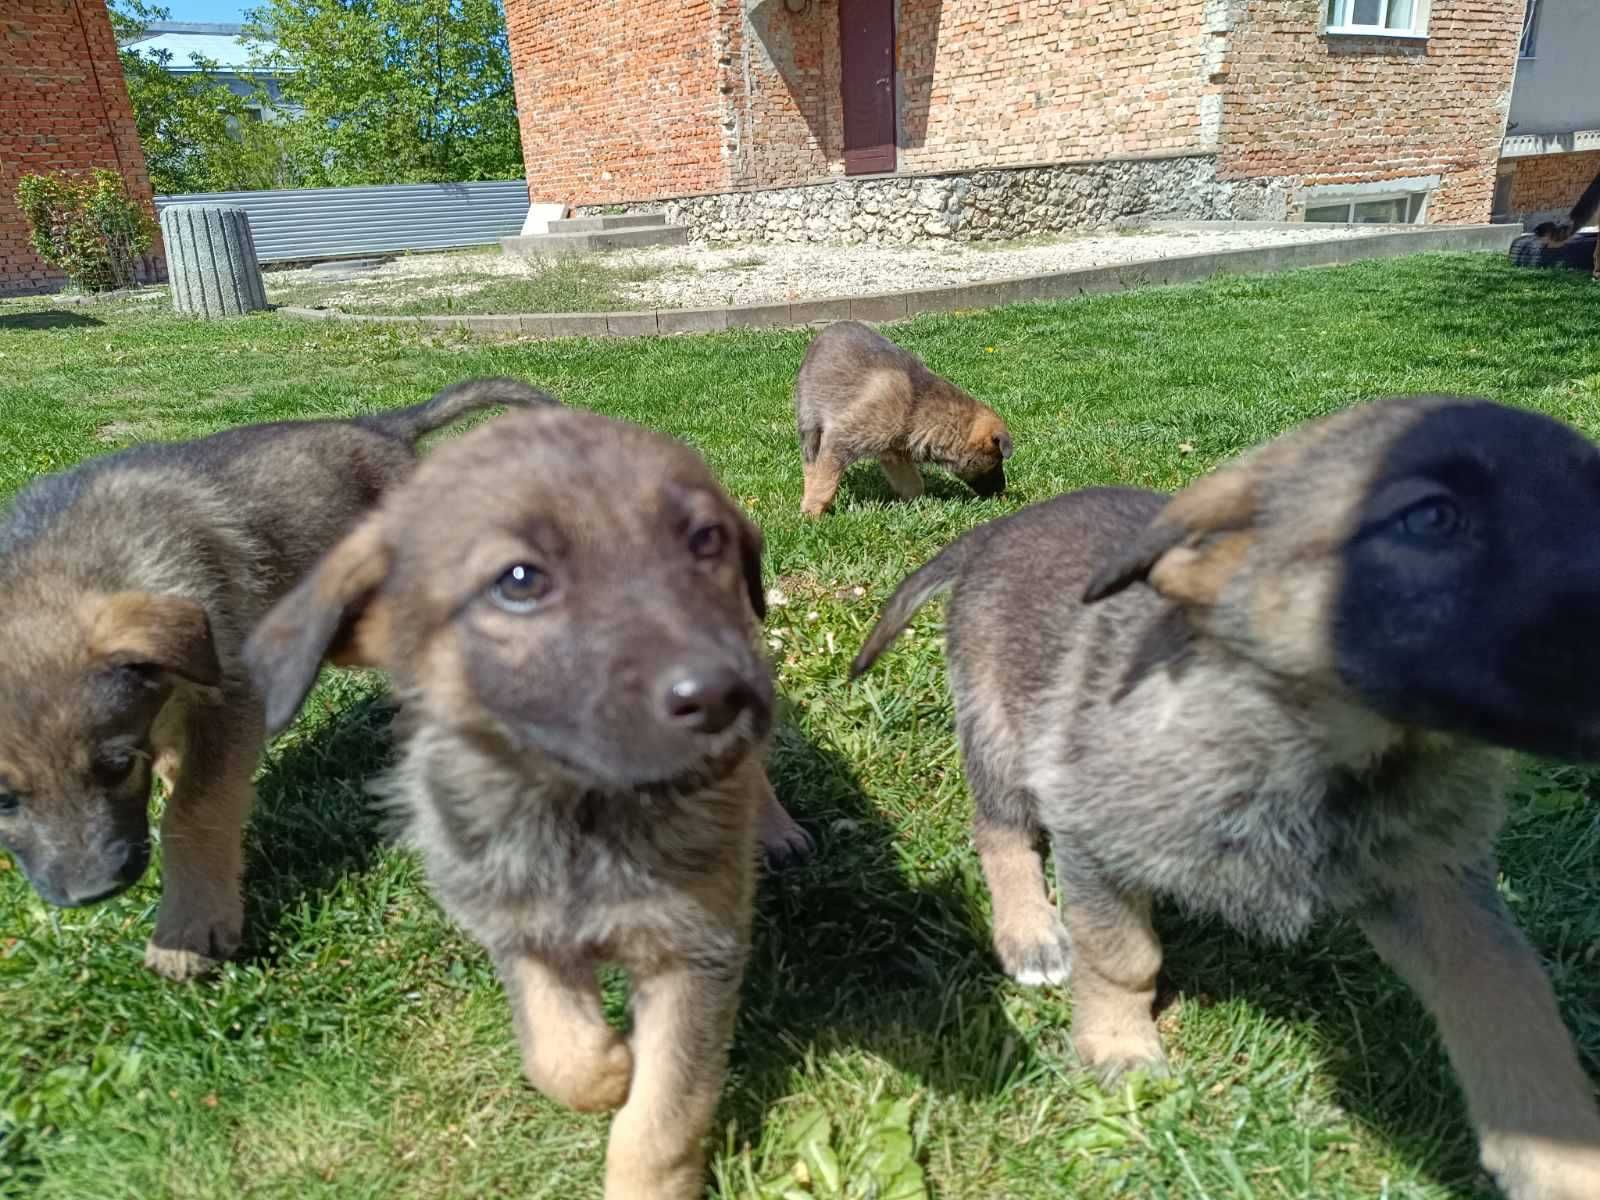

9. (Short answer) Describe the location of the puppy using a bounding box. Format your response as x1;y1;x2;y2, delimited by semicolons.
243;406;812;1200
1534;162;1600;279
795;320;1013;516
0;378;555;981
853;395;1600;1199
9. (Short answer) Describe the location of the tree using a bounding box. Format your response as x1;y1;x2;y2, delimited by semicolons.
242;0;525;187
111;0;307;195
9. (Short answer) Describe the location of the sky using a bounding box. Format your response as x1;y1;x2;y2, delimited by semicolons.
158;0;253;21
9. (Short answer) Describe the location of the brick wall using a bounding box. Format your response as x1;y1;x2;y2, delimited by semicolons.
1;1;162;296
1215;0;1522;223
507;0;1521;222
1504;150;1600;222
505;0;731;206
896;0;1215;174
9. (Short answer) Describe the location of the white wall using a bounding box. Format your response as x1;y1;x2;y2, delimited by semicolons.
1508;0;1600;136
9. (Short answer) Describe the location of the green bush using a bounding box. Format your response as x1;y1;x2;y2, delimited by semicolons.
13;169;158;292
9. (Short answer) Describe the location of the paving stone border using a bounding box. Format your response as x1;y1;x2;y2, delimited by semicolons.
278;223;1519;338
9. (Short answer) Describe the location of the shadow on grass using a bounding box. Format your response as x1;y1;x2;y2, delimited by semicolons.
237;682;396;961
0;310;104;331
727;720;1028;1140
838;463;1022;510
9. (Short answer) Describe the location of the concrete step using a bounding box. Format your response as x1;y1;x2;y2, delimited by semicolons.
501;224;689;257
551;212;666;232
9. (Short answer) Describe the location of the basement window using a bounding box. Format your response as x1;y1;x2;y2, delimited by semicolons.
1304;192;1429;224
1324;0;1429;37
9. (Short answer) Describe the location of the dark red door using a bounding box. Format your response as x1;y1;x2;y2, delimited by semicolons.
840;0;896;176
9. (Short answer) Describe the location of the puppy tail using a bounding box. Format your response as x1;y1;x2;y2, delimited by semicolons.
1542;165;1600;245
360;376;560;443
849;532;982;680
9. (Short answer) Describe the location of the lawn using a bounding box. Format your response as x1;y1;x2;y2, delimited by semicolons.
3;253;1600;1200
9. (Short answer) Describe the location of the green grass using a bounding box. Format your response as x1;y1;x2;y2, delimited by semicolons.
266;252;682;316
3;253;1600;1200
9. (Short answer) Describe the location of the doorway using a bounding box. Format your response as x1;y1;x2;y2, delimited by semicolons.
840;0;896;175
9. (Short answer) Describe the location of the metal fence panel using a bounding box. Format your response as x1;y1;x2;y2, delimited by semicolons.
153;180;530;263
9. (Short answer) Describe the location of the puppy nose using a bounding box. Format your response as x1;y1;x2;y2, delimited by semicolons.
661;665;754;735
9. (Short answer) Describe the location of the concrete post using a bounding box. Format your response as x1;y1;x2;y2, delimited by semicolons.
159;205;269;317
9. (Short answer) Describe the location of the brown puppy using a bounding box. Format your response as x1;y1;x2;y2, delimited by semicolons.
854;396;1600;1199
795;320;1013;516
0;378;555;981
243;406;812;1200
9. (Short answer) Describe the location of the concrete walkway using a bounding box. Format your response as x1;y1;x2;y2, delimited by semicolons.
278;222;1517;338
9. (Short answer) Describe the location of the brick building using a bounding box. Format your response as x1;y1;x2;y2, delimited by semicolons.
1492;0;1600;226
2;1;162;296
505;0;1526;244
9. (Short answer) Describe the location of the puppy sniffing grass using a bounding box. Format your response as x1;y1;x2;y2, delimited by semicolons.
853;395;1600;1199
244;406;812;1200
0;378;556;981
795;320;1013;516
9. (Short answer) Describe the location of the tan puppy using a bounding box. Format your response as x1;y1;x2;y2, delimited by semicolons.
0;378;554;980
243;406;812;1200
795;320;1013;516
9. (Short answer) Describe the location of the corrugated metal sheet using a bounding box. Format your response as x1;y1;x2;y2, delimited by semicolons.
153;180;531;263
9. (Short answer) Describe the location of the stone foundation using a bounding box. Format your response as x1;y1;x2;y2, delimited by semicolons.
576;155;1293;247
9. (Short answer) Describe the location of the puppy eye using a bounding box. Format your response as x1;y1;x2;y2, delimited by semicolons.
688;524;727;559
93;752;137;786
489;563;551;613
0;791;18;816
1397;499;1463;540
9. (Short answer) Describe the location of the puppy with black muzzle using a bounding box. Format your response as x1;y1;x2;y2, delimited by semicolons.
853;395;1600;1199
0;378;555;981
243;406;813;1200
795;320;1014;516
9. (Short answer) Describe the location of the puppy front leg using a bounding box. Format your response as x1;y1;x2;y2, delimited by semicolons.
1357;868;1600;1200
878;452;925;501
1055;844;1165;1085
604;958;744;1200
500;954;633;1112
145;703;261;981
755;770;815;869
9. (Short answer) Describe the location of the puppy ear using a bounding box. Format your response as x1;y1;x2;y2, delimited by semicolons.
1083;469;1257;607
88;592;221;687
244;516;392;736
736;510;767;622
995;431;1015;460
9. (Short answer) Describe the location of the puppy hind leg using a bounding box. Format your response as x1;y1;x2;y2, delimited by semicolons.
801;434;850;518
500;954;633;1113
1055;845;1165;1085
969;745;1072;985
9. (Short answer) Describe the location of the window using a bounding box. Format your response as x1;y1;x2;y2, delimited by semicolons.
1304;192;1429;224
1324;0;1428;37
1519;0;1540;57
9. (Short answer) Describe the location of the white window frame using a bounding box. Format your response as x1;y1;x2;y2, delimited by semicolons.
1304;191;1430;224
1324;0;1430;38
1519;0;1540;58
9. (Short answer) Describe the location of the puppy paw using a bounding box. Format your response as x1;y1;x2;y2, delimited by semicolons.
534;1036;634;1113
757;795;816;870
1072;1023;1169;1088
143;942;223;982
1484;1134;1600;1200
149;899;242;980
995;919;1073;987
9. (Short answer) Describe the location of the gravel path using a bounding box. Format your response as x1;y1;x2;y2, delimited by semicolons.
270;224;1387;312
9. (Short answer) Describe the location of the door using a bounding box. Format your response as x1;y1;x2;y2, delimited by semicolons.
840;0;896;175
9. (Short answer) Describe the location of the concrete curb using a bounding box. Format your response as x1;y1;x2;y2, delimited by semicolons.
277;223;1518;338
